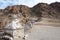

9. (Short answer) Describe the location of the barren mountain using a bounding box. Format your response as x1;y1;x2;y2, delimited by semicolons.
0;2;60;29
0;2;60;19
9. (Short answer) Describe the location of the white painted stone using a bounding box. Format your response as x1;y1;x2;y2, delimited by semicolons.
4;18;24;40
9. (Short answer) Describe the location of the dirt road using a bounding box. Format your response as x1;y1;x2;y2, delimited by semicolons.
26;22;60;40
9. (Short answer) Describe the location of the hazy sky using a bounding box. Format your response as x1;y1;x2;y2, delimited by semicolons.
0;0;60;9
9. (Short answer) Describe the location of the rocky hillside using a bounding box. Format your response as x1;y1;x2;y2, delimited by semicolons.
50;2;60;18
0;2;60;19
32;3;49;18
32;2;60;19
0;2;60;28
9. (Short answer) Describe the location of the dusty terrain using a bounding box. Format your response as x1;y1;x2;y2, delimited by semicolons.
26;19;60;40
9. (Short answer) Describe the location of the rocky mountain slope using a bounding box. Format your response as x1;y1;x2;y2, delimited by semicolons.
32;2;60;19
0;2;60;19
0;2;60;28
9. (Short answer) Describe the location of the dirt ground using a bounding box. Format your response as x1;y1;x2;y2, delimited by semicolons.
26;20;60;40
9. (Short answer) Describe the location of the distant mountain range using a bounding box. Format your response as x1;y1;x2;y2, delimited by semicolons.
0;2;60;20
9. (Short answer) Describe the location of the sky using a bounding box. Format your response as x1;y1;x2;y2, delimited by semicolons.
0;0;60;9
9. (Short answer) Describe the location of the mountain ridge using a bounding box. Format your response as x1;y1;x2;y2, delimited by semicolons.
0;2;60;22
0;2;60;19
